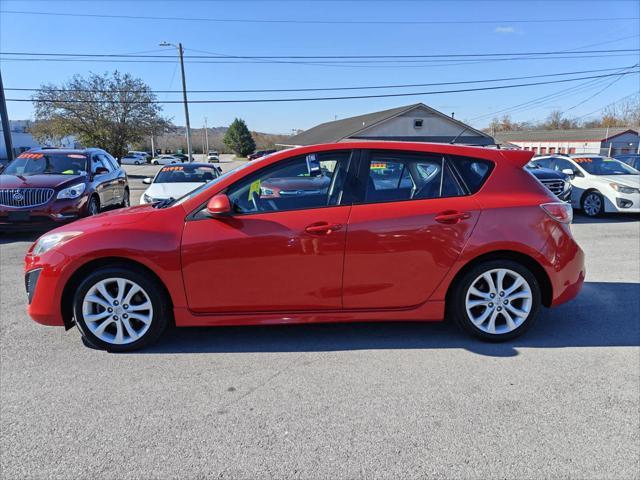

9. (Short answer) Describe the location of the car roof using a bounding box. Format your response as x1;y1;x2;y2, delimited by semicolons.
159;162;216;168
28;147;102;154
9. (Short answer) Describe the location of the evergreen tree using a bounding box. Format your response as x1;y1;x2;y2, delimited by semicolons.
223;118;256;157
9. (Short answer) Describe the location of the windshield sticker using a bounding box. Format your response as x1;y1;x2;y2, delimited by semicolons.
18;153;43;159
161;166;185;172
574;158;593;163
67;154;86;159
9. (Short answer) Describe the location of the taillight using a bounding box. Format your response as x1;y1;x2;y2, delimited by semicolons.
541;202;573;224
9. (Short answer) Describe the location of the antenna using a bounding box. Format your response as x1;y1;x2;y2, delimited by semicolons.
450;125;470;144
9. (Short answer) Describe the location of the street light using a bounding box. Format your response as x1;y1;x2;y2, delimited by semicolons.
160;41;193;162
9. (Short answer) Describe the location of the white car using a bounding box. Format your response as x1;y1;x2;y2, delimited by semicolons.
151;155;182;165
120;154;146;165
128;151;151;161
140;163;221;204
532;155;640;217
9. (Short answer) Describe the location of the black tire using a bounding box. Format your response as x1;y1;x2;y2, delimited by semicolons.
449;259;541;342
87;195;100;216
581;190;605;217
120;188;130;208
134;160;140;165
152;160;158;165
72;266;170;352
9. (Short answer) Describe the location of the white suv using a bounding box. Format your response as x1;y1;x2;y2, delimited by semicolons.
531;155;640;217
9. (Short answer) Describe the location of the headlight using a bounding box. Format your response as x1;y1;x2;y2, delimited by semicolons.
610;183;639;194
56;183;86;199
32;231;82;255
143;194;154;203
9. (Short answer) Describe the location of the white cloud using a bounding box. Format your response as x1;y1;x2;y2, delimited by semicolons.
495;26;517;34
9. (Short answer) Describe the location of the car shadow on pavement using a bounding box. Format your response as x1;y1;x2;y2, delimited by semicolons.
572;212;640;224
141;281;640;357
0;232;41;244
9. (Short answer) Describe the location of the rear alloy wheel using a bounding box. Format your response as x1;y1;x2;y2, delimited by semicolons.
87;196;100;216
450;260;541;341
582;191;604;217
73;267;169;351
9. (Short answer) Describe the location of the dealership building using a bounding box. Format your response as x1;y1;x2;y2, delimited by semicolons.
279;103;495;147
494;128;639;156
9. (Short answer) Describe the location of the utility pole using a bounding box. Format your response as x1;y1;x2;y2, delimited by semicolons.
160;41;193;162
204;116;209;153
0;70;14;163
150;134;155;157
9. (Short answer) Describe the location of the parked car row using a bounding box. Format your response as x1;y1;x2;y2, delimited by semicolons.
529;153;640;217
140;163;221;204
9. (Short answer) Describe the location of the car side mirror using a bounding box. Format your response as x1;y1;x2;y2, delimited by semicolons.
206;194;231;217
561;168;575;177
142;177;152;184
94;166;109;175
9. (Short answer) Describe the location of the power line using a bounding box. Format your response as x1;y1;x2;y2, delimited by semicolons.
565;68;635;112
2;48;637;59
8;70;638;104
6;66;636;94
574;93;639;120
3;10;638;25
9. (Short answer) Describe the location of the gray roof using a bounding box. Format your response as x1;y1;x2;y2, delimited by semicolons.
282;103;491;146
494;128;638;143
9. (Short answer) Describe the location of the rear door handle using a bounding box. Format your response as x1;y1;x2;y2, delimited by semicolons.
435;210;471;224
305;222;343;235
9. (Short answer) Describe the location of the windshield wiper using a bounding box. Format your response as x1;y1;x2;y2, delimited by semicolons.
153;197;176;209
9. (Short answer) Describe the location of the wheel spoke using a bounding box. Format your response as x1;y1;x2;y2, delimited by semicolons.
129;301;151;312
85;295;111;310
123;285;142;305
482;272;496;294
507;291;530;301
467;299;489;308
127;312;152;325
469;286;490;299
113;321;124;344
115;279;127;302
486;309;499;334
121;318;138;340
471;306;492;326
502;309;517;331
496;270;506;293
84;310;111;323
506;303;528;318
504;277;524;296
96;283;114;303
94;317;114;336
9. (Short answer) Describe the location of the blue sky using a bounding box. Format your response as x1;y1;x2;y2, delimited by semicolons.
1;0;638;133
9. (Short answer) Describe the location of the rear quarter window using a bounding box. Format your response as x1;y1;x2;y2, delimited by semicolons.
448;155;494;194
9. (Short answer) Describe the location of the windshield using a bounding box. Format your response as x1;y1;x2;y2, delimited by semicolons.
4;153;88;176
155;165;219;183
574;157;639;175
173;161;254;206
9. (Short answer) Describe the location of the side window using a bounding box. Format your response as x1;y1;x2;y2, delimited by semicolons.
448;155;494;194
103;153;119;170
363;152;465;204
227;151;352;214
91;154;110;173
535;158;555;169
554;158;574;172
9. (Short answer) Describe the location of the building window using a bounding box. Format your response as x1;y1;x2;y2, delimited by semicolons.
549;147;556;154
540;147;547;154
568;147;576;154
413;119;424;129
559;147;565;154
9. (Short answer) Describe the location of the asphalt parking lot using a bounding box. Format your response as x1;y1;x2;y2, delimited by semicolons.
1;174;639;478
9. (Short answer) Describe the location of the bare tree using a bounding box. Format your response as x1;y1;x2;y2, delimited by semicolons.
30;71;172;158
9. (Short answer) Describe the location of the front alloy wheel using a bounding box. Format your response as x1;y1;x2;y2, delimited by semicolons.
73;267;169;351
451;260;541;341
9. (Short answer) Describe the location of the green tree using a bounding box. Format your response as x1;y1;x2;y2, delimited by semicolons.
30;71;171;158
223;118;256;157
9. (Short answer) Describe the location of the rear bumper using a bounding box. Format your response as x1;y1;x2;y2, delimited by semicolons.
543;224;586;306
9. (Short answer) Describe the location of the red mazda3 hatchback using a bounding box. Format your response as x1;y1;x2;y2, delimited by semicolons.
24;142;585;351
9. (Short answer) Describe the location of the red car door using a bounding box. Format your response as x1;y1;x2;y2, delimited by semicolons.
342;150;483;309
181;150;354;313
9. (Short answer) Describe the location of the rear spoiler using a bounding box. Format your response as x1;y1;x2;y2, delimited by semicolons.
498;149;535;168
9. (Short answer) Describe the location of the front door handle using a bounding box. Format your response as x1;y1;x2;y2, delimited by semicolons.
305;222;343;235
435;210;471;224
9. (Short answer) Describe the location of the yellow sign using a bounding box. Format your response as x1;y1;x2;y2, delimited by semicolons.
248;179;261;200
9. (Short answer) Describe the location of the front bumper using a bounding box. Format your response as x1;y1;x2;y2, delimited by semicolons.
0;197;88;230
606;192;640;213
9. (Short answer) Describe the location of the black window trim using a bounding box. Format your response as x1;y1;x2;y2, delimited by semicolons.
186;149;361;221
